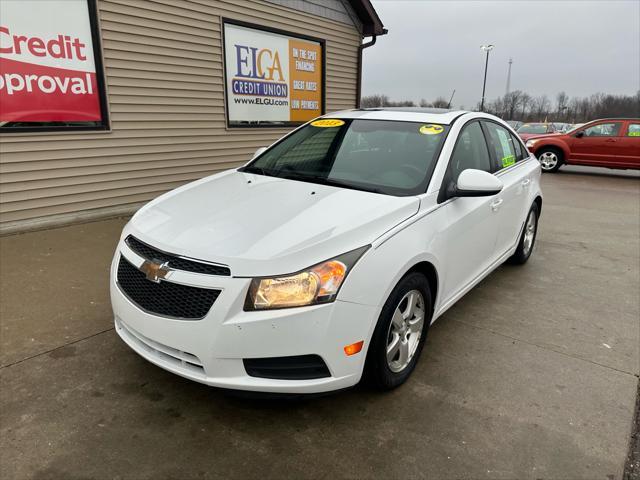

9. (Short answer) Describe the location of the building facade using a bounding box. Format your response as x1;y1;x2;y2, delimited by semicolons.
0;0;384;233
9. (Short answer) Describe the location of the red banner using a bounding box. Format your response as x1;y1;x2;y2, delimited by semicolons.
0;57;100;122
0;0;103;124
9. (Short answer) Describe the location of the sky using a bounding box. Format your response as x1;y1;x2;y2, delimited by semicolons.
361;0;640;109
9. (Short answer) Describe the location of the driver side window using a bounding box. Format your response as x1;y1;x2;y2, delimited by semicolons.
583;123;622;137
448;121;492;181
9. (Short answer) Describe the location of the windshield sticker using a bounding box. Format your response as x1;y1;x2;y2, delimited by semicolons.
310;119;345;128
628;131;640;137
502;155;516;168
419;124;444;135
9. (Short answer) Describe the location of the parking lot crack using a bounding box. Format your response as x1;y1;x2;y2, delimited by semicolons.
0;327;115;370
451;318;638;377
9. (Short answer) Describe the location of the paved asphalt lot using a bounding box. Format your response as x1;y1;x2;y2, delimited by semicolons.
1;166;639;480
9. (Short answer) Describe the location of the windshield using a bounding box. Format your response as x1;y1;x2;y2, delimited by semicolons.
241;119;450;196
517;124;551;134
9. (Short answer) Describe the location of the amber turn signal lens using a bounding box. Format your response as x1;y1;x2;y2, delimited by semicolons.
344;340;364;356
312;260;347;297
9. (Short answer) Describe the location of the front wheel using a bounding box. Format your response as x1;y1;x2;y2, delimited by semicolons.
508;203;539;264
537;147;563;172
364;272;432;390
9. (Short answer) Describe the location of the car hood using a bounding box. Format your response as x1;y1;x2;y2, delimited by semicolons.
126;170;420;276
520;132;561;141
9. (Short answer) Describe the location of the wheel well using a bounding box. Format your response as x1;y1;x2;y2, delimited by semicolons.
534;195;542;215
538;145;565;160
406;261;438;310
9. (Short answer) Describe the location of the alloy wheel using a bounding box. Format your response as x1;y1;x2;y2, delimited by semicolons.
538;151;558;171
523;210;537;256
386;290;425;373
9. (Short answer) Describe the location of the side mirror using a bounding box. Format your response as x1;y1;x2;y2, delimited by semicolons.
575;131;585;138
253;147;267;159
449;169;503;198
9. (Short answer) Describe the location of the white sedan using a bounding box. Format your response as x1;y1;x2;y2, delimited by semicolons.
110;109;542;394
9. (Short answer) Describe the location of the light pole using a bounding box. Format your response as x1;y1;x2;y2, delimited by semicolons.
480;44;494;111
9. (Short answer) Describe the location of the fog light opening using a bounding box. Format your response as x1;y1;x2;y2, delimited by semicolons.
344;340;364;356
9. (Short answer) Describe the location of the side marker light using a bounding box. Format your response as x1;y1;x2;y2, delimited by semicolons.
344;341;364;356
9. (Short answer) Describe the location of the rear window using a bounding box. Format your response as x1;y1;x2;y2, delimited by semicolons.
484;122;518;169
510;132;527;160
517;124;550;134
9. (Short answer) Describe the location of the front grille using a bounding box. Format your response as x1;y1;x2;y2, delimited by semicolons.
117;256;220;319
126;235;230;276
243;355;331;380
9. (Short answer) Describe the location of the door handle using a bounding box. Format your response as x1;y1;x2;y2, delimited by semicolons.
490;198;504;211
521;178;531;187
605;138;617;142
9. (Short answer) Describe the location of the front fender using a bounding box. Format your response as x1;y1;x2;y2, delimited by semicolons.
338;210;443;312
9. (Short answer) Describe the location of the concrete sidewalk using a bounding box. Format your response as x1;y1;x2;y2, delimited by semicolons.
1;167;639;480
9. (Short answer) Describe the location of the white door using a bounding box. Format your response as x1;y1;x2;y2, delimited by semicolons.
439;121;502;304
483;121;532;256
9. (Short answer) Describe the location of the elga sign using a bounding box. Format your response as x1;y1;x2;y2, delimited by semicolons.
0;0;103;123
224;22;323;125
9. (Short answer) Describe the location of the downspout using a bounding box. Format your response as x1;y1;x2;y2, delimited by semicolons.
356;34;379;108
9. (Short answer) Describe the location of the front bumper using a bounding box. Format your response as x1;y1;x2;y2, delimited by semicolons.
110;239;379;393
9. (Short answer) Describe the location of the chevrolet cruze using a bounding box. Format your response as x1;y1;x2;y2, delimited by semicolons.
110;109;542;393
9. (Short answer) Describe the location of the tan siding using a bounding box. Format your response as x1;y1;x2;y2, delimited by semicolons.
0;0;363;230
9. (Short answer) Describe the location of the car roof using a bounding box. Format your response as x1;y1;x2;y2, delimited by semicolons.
587;118;640;122
325;108;469;125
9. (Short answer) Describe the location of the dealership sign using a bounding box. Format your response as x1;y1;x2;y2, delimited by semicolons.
224;22;323;125
0;0;102;123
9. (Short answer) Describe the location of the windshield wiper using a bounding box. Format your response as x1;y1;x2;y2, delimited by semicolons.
241;167;381;194
280;172;382;194
240;165;276;177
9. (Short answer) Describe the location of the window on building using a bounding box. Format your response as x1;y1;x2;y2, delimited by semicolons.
223;21;325;128
0;0;108;133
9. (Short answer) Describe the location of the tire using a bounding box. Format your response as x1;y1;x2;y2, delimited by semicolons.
537;147;563;172
508;202;539;265
364;272;432;390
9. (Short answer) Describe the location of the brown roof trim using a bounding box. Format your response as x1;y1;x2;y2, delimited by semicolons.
348;0;387;36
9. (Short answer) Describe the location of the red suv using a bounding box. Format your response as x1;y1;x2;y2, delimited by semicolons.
525;118;640;172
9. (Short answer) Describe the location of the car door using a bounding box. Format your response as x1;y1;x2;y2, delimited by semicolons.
570;121;624;164
617;122;640;168
482;121;533;256
439;121;501;304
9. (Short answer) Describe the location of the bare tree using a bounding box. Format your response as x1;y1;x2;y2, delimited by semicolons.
531;95;551;121
556;91;569;120
360;94;389;108
520;92;531;119
431;97;449;109
361;95;417;108
363;91;638;122
504;90;525;120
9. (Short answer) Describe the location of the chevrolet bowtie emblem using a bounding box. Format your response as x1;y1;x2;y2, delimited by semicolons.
140;259;171;283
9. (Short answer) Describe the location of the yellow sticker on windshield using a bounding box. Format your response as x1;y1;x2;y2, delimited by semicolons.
419;124;444;135
310;119;345;128
629;131;640;137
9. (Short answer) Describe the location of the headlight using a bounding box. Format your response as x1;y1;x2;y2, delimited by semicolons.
244;246;369;310
525;139;537;148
